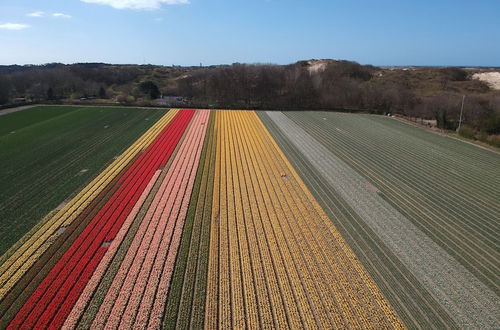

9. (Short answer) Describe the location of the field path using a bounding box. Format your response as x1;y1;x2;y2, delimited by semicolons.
0;105;37;116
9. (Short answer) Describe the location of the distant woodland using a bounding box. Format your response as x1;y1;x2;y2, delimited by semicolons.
1;60;499;146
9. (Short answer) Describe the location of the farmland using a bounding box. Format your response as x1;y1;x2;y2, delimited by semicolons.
0;108;499;329
0;106;167;256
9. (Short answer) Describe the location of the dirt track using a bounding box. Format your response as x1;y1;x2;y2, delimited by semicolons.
0;105;38;116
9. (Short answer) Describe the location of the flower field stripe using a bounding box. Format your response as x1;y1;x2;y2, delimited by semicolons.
233;110;313;328
205;111;221;329
227;112;260;328
91;115;197;328
223;112;247;328
7;109;192;329
229;113;275;329
207;111;308;328
228;113;289;328
0;110;178;300
265;111;499;328
114;110;207;329
210;111;289;328
145;110;210;329
62;169;162;329
218;112;231;329
258;112;458;328
235;111;328;328
90;110;207;329
162;112;215;329
249;112;404;328
252;112;362;327
237;112;341;328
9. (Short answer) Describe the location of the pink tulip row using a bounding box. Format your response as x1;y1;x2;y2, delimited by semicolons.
92;110;209;329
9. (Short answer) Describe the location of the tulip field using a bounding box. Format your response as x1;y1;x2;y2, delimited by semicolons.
0;107;498;329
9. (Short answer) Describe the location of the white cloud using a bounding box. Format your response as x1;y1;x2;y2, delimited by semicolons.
53;13;72;18
0;23;31;30
27;11;45;17
80;0;189;10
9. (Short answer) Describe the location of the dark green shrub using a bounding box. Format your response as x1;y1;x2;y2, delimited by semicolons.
458;125;476;139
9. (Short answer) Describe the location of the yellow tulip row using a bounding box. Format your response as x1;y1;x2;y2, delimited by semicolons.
0;110;178;301
206;110;404;329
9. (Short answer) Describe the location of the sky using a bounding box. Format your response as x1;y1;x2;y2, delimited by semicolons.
0;0;499;66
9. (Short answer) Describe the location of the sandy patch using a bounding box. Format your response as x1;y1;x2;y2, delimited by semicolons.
472;72;500;90
308;60;327;74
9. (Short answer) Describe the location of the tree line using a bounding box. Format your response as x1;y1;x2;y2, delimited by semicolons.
1;61;499;146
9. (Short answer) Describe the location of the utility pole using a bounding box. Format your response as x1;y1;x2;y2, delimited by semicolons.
457;94;465;132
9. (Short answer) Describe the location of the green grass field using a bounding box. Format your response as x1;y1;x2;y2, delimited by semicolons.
0;106;167;256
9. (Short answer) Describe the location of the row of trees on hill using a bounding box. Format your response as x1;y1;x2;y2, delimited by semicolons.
171;62;499;137
1;61;499;146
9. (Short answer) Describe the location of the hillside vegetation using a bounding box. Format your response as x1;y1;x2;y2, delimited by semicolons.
1;60;499;145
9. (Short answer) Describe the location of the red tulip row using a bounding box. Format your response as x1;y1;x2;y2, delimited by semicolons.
8;109;195;330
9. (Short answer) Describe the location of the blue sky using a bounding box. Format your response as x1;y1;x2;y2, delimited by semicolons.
0;0;499;66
